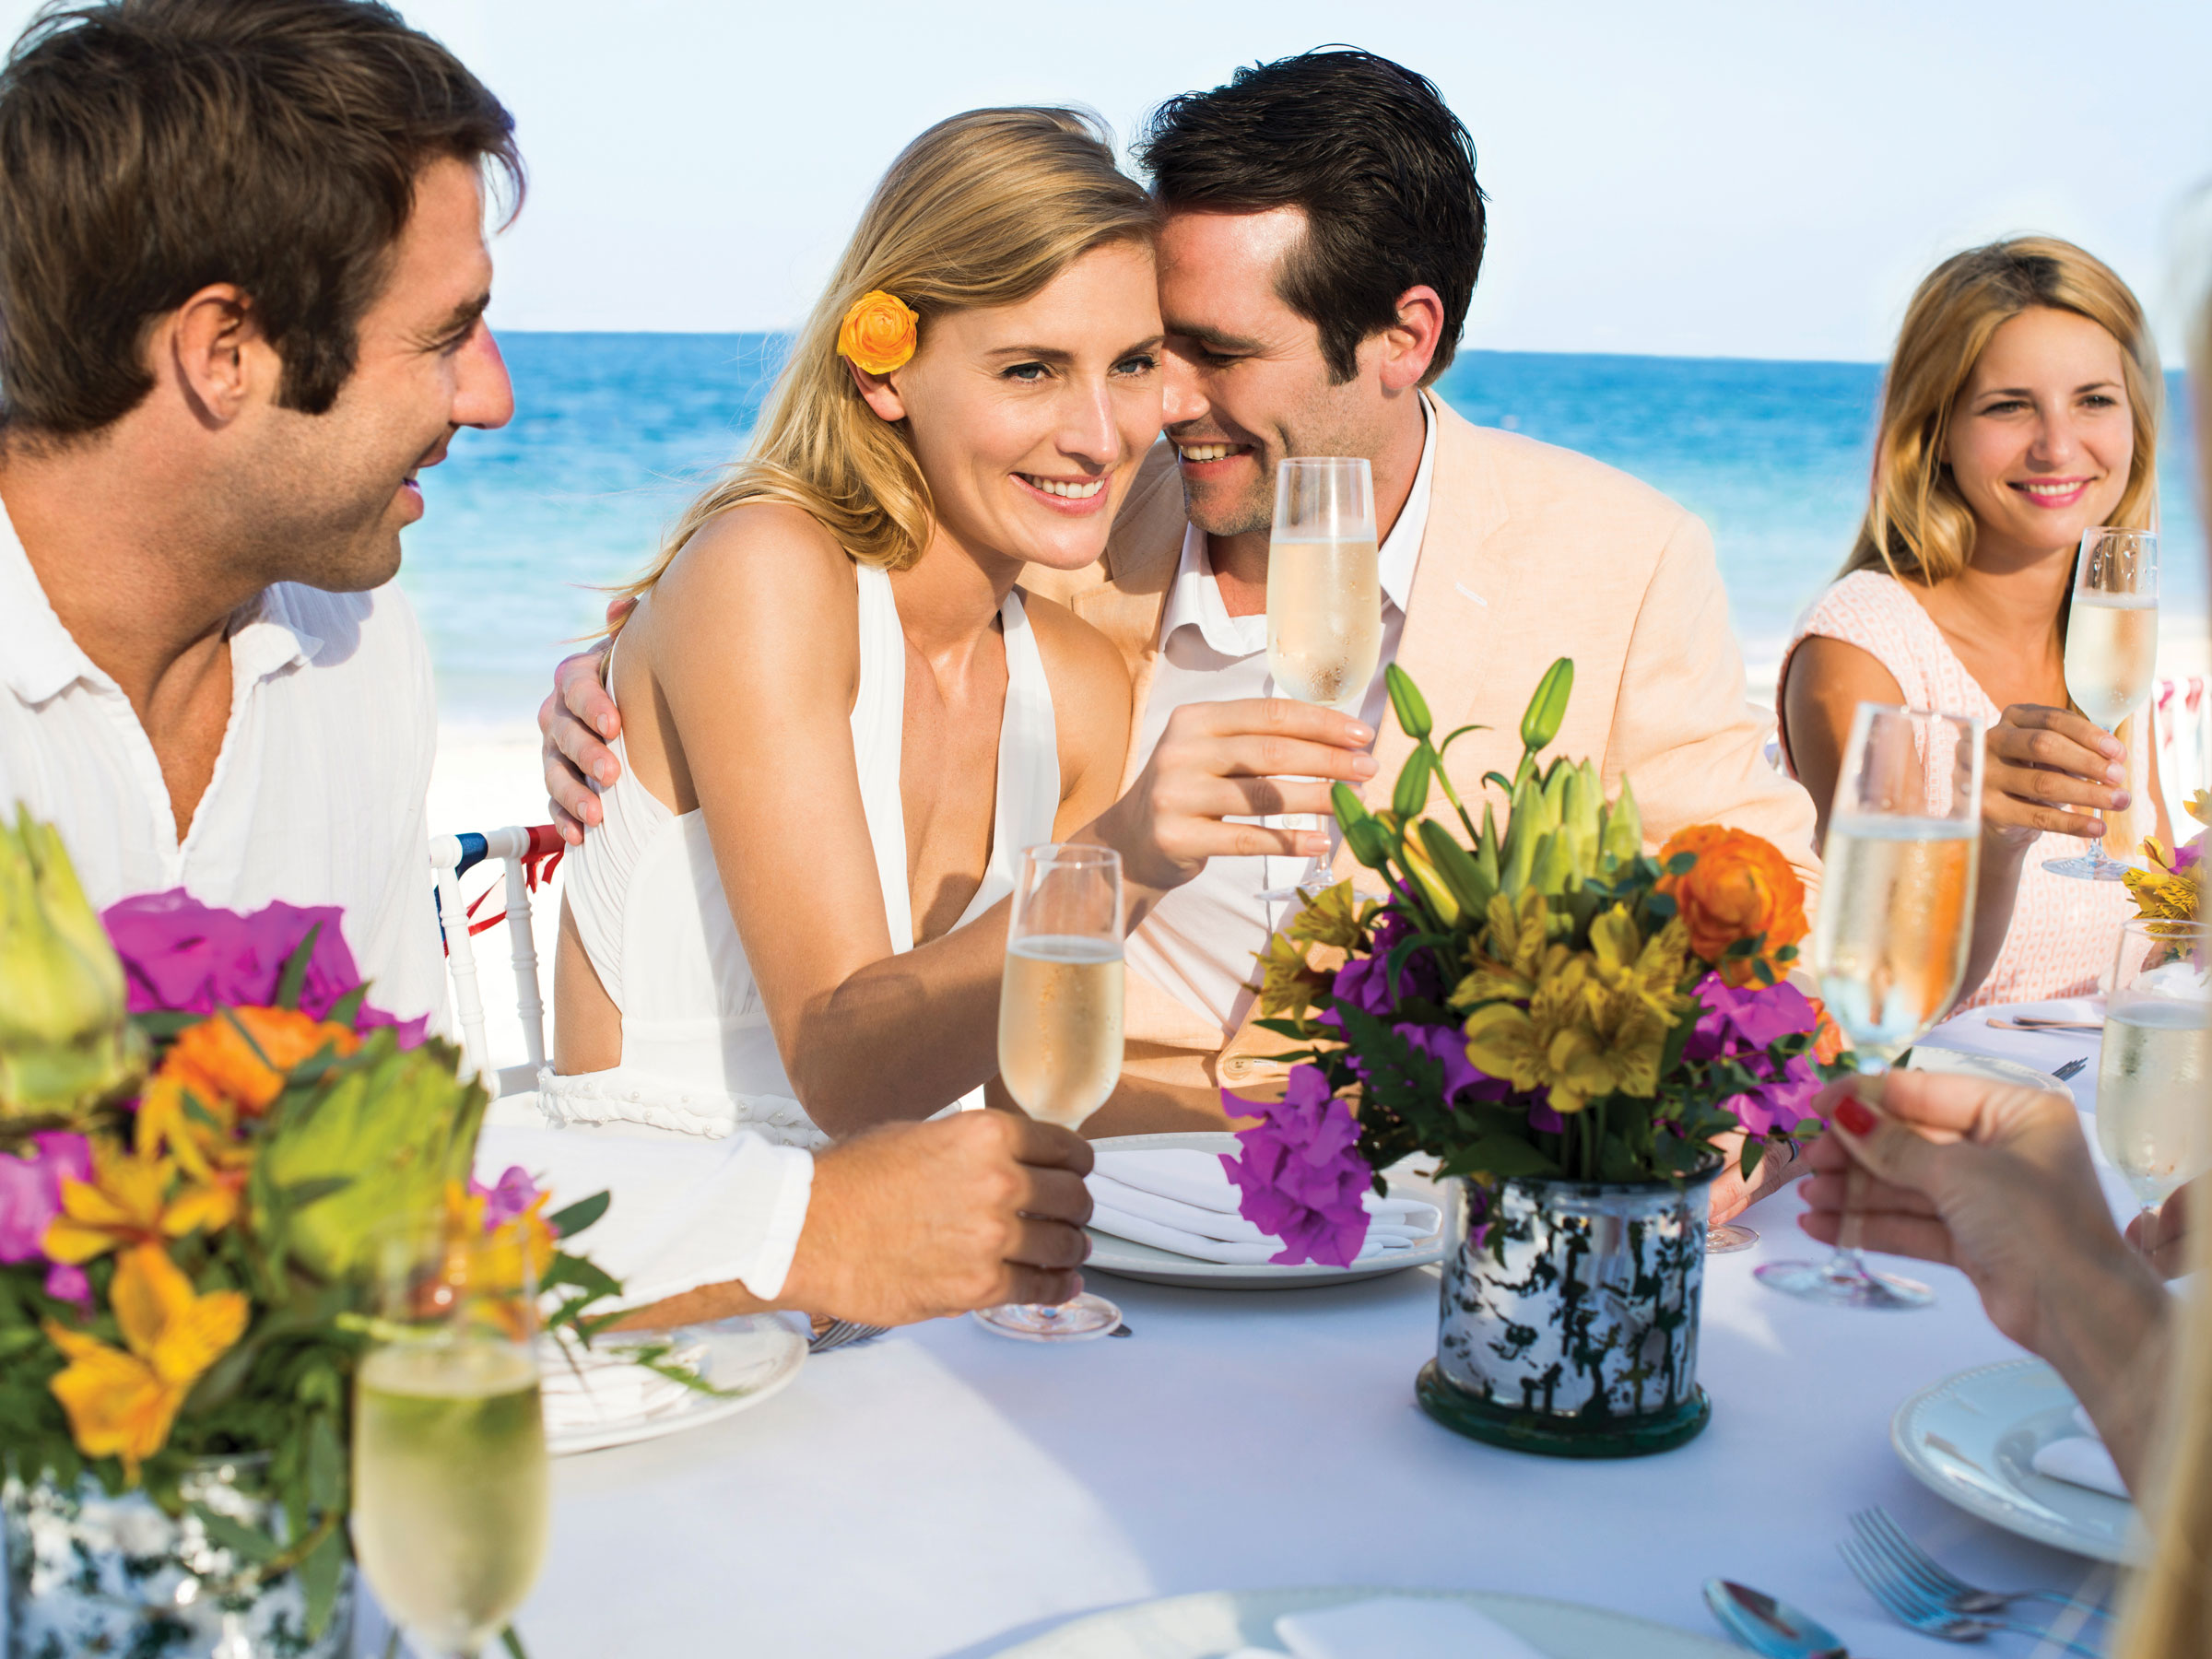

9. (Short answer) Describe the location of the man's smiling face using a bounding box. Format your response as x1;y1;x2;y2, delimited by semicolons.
1156;206;1386;539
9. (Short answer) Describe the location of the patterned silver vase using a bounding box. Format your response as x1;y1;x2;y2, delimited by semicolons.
3;1455;352;1659
1417;1168;1717;1456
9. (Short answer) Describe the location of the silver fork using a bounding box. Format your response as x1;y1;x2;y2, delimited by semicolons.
1840;1537;2102;1655
806;1319;890;1355
1850;1508;2107;1622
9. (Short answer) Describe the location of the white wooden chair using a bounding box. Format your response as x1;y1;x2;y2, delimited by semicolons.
2153;675;2211;834
429;824;563;1098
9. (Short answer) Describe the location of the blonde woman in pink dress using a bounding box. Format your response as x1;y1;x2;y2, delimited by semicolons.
1780;238;2170;1008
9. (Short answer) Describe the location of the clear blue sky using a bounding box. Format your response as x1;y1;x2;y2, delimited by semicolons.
6;0;2209;359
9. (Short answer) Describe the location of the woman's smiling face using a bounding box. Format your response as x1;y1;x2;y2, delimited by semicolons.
1944;304;2136;562
863;239;1164;576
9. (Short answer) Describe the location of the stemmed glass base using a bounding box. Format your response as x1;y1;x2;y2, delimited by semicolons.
973;1291;1122;1342
2041;849;2136;882
1705;1222;1759;1254
1755;1246;1932;1309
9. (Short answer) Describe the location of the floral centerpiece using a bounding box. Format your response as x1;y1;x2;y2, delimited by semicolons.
2125;788;2210;926
0;811;629;1656
1227;664;1848;1455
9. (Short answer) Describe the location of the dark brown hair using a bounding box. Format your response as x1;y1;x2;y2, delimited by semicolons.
0;0;522;437
1137;47;1486;385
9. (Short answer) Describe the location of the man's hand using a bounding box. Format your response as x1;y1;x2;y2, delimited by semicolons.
1982;702;2127;851
539;596;632;844
1084;698;1377;899
1706;1130;1809;1226
775;1111;1094;1324
2126;1177;2195;1279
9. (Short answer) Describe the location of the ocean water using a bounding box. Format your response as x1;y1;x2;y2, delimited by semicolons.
406;334;2202;722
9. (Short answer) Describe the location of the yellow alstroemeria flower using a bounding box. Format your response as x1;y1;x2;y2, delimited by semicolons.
1250;930;1332;1020
44;1242;249;1477
41;1140;238;1265
1452;890;1565;1007
1286;879;1375;951
2187;789;2212;830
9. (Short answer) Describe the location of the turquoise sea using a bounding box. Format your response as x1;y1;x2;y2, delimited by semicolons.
407;335;2202;721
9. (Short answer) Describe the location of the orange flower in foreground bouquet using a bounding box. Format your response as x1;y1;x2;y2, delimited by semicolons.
1655;824;1809;986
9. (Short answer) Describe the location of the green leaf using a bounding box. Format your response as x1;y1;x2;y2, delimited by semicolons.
274;924;324;1011
1384;663;1432;740
1344;816;1394;872
1519;658;1574;754
305;1413;344;1512
500;1625;533;1659
540;1253;623;1301
1435;723;1488;758
300;1528;346;1637
1418;818;1494;916
1481;771;1514;795
1392;747;1432;822
190;1503;282;1563
1665;852;1697;876
278;1175;354;1211
1435;1135;1559;1181
1738;1137;1768;1179
327;982;370;1030
545;1190;611;1240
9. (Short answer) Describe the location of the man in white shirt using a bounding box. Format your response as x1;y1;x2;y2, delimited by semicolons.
0;0;1093;1326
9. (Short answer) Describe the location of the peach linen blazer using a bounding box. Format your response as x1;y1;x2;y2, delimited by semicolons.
1023;396;1822;1102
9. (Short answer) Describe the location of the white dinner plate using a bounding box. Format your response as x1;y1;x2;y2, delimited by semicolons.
994;1587;1735;1657
1080;1134;1448;1290
544;1314;806;1456
1905;1046;2071;1099
1891;1359;2139;1563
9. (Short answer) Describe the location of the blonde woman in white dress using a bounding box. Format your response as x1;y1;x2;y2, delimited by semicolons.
545;109;1374;1150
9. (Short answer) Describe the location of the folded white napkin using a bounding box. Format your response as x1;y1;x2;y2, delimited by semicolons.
1084;1151;1440;1265
536;1335;708;1436
2030;1406;2129;1500
1272;1596;1547;1658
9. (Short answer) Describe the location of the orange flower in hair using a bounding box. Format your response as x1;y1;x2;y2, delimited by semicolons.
836;290;920;375
1655;824;1808;985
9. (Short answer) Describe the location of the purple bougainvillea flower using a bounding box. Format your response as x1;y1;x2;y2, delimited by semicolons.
470;1165;546;1234
43;1262;90;1306
1527;1097;1566;1135
1219;1064;1373;1266
101;889;426;1043
1681;973;1824;1135
0;1132;92;1265
2177;836;2204;874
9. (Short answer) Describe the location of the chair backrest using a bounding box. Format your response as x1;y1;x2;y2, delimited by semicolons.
2153;676;2210;838
429;824;563;1100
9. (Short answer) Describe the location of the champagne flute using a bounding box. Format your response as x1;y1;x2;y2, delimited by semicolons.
1255;456;1382;905
1757;703;1983;1310
2098;917;2211;1241
353;1213;551;1656
975;843;1126;1341
2045;527;2158;882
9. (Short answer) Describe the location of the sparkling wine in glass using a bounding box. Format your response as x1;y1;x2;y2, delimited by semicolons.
353;1215;551;1656
2098;918;2211;1241
2046;527;2157;882
976;843;1126;1341
1256;456;1382;905
1758;703;1982;1310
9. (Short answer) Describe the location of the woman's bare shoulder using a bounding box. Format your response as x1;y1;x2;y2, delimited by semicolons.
1022;590;1131;799
654;501;853;610
1021;589;1130;688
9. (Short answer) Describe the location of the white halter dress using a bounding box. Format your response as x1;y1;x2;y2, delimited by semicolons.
540;564;1060;1148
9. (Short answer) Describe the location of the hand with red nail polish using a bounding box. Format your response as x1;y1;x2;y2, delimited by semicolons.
1799;1068;2168;1491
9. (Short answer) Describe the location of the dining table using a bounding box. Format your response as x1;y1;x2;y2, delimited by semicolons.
337;998;2149;1658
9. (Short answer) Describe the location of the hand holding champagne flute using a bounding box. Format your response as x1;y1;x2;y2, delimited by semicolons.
976;843;1125;1341
1257;456;1382;903
1758;702;1983;1310
353;1215;551;1656
2045;526;2157;881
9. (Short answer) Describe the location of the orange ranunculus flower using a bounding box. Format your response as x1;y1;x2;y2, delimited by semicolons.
835;289;920;375
45;1242;250;1477
1655;824;1808;986
1808;995;1846;1065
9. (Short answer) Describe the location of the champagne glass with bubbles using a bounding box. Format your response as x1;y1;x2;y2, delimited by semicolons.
353;1213;550;1656
1256;457;1382;904
1757;703;1983;1310
976;843;1126;1341
2046;527;2157;881
2098;917;2211;1242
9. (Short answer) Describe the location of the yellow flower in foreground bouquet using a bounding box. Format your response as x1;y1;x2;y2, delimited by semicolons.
2125;787;2209;925
43;1243;248;1476
41;1138;237;1264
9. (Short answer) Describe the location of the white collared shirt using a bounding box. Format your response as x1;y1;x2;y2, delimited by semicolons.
1124;394;1438;1030
0;506;448;1027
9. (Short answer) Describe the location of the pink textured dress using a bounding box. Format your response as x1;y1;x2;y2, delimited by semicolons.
1779;571;2135;1008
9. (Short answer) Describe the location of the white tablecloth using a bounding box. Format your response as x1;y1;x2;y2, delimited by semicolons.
352;1001;2134;1657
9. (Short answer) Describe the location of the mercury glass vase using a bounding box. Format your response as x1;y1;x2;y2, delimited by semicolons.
1417;1168;1717;1457
3;1455;352;1659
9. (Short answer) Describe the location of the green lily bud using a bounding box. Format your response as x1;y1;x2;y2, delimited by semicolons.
0;810;141;1120
1384;664;1432;741
1392;747;1432;823
1530;829;1578;896
1398;829;1460;925
1476;804;1501;891
1519;658;1574;755
1418;818;1494;918
260;1032;487;1282
1332;782;1372;837
1601;777;1644;867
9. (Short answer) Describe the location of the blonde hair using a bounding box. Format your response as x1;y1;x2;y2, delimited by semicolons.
1843;237;2162;585
2112;285;2212;1659
609;107;1156;618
